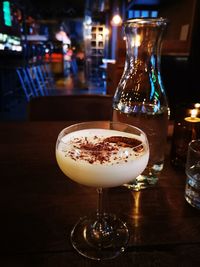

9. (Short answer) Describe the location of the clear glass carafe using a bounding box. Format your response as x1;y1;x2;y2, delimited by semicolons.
112;18;169;190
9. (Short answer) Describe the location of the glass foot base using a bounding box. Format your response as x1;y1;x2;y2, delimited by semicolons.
70;214;129;260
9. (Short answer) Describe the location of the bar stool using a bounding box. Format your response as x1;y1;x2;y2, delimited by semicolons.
42;63;55;88
26;66;45;96
16;67;35;102
35;65;49;95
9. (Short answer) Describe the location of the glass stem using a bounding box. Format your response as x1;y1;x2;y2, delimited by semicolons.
97;187;103;220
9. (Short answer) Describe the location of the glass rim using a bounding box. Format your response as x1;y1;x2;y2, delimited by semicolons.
189;139;200;154
57;120;148;150
123;17;168;27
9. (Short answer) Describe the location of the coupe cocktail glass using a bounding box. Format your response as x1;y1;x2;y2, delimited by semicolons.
56;121;149;260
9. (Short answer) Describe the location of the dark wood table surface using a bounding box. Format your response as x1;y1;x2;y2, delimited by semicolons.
0;121;200;267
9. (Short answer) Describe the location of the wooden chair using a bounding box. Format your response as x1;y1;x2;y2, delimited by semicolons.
28;94;113;121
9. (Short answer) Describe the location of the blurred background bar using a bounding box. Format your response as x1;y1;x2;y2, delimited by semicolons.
0;0;200;121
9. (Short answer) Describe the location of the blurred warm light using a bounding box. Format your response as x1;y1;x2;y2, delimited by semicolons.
97;34;103;41
131;34;141;47
111;14;122;26
104;28;109;36
55;30;71;45
191;109;198;118
185;108;200;122
194;103;200;109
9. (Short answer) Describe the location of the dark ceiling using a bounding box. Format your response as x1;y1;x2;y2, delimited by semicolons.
16;0;181;20
17;0;85;19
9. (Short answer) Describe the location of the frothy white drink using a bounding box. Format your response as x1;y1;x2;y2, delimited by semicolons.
56;129;149;188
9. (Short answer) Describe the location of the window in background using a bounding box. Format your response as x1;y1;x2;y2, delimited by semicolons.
128;9;158;19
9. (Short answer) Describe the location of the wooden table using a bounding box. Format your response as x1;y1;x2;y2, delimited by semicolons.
0;121;200;267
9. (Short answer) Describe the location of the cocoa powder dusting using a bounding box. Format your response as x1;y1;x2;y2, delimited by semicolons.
104;136;142;148
66;135;144;164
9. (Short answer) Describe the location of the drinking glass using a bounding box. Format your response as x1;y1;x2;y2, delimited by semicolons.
185;139;200;209
56;121;149;260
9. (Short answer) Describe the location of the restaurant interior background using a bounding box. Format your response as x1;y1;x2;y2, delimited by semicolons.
0;0;199;121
